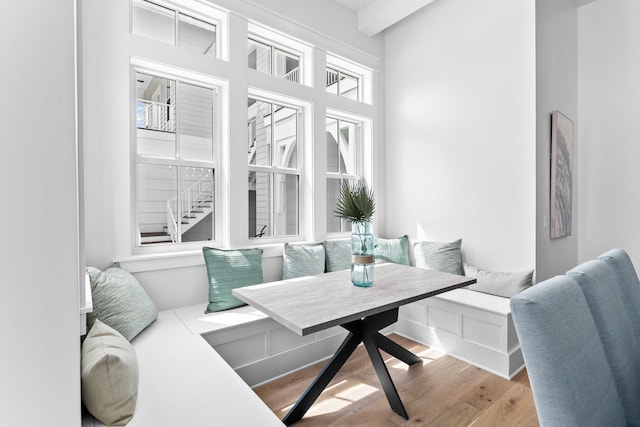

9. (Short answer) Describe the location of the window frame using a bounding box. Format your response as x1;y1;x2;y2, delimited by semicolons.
131;59;223;252
326;53;373;104
130;0;228;60
248;94;304;241
326;113;364;235
248;35;303;84
247;21;312;87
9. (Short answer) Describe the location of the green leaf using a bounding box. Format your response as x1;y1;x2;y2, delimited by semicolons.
334;179;375;223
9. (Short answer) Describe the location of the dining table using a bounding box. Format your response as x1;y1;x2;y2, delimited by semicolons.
233;262;476;425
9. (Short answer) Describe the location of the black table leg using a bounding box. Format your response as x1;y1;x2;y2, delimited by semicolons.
363;335;410;419
374;332;422;365
282;331;362;425
281;308;421;425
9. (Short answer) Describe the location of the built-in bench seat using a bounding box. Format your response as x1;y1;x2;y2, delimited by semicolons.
395;288;523;379
173;303;350;387
82;309;284;427
83;240;525;425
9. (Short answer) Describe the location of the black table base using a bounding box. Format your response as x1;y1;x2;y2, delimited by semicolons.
282;308;422;425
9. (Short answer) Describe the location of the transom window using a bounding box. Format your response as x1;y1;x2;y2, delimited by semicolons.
135;70;218;246
248;97;300;239
131;0;219;57
326;115;361;233
326;67;360;101
248;37;301;83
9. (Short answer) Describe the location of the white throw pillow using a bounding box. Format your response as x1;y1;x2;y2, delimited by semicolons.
465;263;534;298
82;320;139;426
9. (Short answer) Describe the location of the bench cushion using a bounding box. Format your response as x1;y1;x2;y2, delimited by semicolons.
85;310;283;426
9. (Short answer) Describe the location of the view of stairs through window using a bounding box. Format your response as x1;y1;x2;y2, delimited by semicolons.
140;173;214;245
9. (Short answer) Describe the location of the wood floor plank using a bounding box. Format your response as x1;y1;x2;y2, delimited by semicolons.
253;334;539;426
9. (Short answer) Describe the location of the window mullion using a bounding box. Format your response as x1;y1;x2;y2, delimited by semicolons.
176;165;182;243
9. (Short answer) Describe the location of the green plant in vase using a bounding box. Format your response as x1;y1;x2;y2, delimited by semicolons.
334;180;376;287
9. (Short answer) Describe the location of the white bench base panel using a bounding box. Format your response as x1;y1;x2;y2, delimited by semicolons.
395;289;523;379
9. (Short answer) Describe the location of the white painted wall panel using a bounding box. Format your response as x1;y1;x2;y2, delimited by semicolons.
384;0;536;272
577;0;640;265
1;1;81;424
535;0;579;281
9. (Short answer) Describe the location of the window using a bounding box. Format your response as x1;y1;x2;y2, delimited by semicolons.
132;0;219;57
248;37;300;83
326;67;359;101
135;71;217;246
326;116;361;233
248;97;300;239
326;53;373;104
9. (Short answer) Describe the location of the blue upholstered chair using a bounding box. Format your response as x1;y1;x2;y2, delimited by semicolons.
567;259;640;424
511;275;625;426
598;248;640;346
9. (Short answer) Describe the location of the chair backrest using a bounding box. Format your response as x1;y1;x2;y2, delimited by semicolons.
598;248;640;345
567;259;640;424
511;275;625;426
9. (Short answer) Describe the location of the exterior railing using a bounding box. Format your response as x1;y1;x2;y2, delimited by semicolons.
137;99;175;132
166;200;178;243
283;67;299;83
326;68;339;87
166;174;213;241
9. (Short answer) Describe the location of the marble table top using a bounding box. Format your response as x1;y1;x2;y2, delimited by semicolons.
233;263;475;336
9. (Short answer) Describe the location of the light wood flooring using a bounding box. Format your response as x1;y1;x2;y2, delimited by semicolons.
254;334;539;426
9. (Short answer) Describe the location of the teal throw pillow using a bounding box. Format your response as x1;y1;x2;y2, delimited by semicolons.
81;320;138;426
324;239;352;272
414;239;463;275
283;243;325;279
374;235;410;265
203;247;263;313
86;264;158;341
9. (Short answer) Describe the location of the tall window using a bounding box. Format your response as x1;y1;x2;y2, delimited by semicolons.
248;97;300;238
135;71;217;245
326;116;361;233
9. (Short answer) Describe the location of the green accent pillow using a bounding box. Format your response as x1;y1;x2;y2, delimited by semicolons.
282;243;325;279
324;239;352;272
414;239;463;275
374;235;410;265
81;320;138;426
465;263;534;298
203;247;263;313
86;264;158;341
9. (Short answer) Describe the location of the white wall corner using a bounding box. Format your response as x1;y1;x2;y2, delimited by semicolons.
358;0;435;36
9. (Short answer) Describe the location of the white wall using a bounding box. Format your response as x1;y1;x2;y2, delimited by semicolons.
578;0;640;264
535;0;579;280
384;0;536;272
0;0;81;425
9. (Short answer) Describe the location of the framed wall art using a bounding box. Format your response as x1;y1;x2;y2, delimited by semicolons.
550;110;574;239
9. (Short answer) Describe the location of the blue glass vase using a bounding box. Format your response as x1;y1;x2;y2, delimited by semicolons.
351;221;374;287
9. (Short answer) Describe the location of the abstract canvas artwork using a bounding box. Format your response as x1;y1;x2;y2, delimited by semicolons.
550;110;574;239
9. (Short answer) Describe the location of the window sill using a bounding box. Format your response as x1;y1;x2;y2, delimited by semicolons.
115;243;287;273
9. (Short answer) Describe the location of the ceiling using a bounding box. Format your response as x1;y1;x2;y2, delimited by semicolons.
334;0;435;36
334;0;377;12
